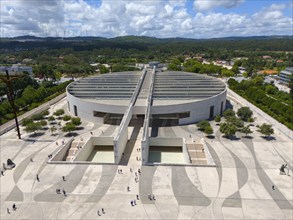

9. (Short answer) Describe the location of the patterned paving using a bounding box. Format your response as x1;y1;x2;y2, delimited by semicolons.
1;98;293;219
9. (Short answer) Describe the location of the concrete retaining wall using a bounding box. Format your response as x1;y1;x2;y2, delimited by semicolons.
182;138;191;164
51;138;74;161
149;137;183;146
75;136;114;161
113;107;133;163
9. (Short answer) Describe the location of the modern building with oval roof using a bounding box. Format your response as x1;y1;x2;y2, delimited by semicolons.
66;70;227;125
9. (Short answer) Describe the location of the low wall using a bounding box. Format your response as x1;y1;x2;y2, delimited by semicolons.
149;137;183;146
201;138;215;166
113;106;133;163
50;138;74;161
182;138;191;164
75;136;114;161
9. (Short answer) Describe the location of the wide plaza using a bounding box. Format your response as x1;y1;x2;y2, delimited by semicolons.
0;88;292;219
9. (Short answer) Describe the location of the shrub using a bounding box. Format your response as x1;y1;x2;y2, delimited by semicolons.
215;115;221;123
237;107;253;121
63;115;71;121
62;122;76;133
22;117;33;126
257;123;274;137
48;116;55;121
24;122;42;134
53;109;65;116
220;122;237;137
197;120;210;131
39;120;47;126
247;117;254;123
223;109;235;119
204;126;213;135
31;113;44;121
71;117;81;126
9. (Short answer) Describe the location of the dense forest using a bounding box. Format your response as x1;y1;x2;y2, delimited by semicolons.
228;76;293;130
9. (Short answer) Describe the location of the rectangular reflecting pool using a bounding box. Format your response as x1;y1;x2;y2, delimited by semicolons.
87;145;114;163
148;146;184;164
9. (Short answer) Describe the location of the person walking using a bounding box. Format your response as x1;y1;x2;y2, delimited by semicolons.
102;208;105;214
62;176;66;181
36;174;40;182
97;210;100;216
7;208;10;214
62;189;67;196
12;203;17;211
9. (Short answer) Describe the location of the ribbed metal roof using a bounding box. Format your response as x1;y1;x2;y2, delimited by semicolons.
67;71;226;101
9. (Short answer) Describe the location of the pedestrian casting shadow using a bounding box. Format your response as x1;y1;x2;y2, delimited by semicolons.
261;136;276;141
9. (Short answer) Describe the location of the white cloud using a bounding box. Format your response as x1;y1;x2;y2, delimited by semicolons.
194;0;244;11
0;0;292;38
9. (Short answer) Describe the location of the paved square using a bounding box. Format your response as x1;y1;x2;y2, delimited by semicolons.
1;96;292;219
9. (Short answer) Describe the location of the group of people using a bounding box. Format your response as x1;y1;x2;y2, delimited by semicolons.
148;194;156;201
97;208;105;216
56;188;67;196
7;203;17;214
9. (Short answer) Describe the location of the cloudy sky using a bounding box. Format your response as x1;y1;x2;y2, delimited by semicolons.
1;0;292;38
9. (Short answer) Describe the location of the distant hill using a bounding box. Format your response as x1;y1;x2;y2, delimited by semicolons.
0;35;292;52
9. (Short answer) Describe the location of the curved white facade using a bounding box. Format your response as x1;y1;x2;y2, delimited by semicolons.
66;71;227;124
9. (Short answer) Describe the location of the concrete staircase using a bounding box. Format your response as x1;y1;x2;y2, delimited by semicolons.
65;141;84;161
186;143;208;165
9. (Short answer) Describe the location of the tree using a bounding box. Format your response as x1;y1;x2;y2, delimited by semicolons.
22;117;33;126
237;107;253;121
48;116;55;121
31;112;45;121
227;116;244;128
240;126;252;137
223;109;235;119
53;109;65;117
220;122;237;138
258;123;274;137
63;115;71;121
62;122;76;134
71;117;81;126
204;126;213;136
221;69;235;77
215;115;221;123
50;126;57;135
197;120;210;131
24;122;42;134
39;120;47;127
